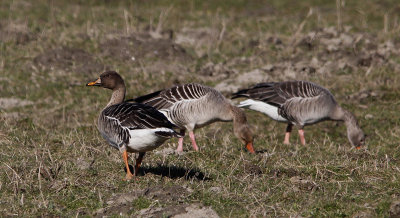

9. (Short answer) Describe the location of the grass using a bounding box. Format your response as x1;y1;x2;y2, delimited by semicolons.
1;0;400;217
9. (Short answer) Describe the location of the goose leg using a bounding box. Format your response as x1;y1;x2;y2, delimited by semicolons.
189;131;199;151
176;138;184;152
134;152;146;176
176;129;186;152
283;124;293;145
298;129;306;145
123;150;134;180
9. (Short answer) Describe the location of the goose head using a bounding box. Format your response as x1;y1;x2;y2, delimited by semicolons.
347;127;365;149
234;123;255;154
230;105;255;153
86;71;125;90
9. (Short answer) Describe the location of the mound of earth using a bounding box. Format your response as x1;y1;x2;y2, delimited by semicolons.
95;185;200;217
33;47;104;75
100;33;194;62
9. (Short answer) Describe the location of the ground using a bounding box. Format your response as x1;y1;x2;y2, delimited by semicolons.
1;0;400;217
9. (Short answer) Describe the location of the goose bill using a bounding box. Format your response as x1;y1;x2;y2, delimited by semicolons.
86;78;101;86
246;142;255;154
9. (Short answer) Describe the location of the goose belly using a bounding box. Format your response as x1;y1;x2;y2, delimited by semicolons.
238;99;287;122
126;128;171;152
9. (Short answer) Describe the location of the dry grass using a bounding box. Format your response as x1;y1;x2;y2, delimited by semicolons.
1;0;400;216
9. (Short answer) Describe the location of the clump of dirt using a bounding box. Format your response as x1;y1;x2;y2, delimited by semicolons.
289;176;319;192
269;168;299;178
100;33;193;62
142;185;191;202
389;200;400;218
243;161;263;175
33;47;104;75
137;204;187;217
95;184;193;217
173;204;219;218
352;211;373;218
137;203;219;218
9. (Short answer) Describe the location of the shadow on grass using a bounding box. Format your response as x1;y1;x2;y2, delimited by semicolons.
126;164;211;181
255;149;268;154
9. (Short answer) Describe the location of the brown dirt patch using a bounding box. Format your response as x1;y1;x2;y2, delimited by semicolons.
243;161;263;175
94;184;192;217
137;203;219;218
100;33;194;62
33;47;104;75
390;200;400;218
269;168;300;178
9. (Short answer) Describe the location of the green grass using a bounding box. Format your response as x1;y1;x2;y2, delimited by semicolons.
1;0;400;217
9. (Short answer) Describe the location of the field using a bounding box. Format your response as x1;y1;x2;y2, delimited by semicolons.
1;0;400;216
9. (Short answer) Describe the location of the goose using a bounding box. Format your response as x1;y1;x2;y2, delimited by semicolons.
232;81;365;148
86;71;182;180
127;83;255;153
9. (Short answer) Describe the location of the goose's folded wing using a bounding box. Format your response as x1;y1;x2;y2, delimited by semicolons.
128;83;209;110
102;102;180;139
277;81;324;99
233;82;286;107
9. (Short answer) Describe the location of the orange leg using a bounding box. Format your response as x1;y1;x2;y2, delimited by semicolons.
189;131;199;151
134;152;146;176
123;151;134;180
298;129;306;145
283;124;293;145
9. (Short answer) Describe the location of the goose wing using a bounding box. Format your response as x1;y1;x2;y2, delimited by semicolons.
233;81;326;106
101;102;181;144
232;82;285;107
127;83;210;110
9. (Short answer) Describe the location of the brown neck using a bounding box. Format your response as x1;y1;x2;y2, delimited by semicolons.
106;86;126;107
229;105;248;126
229;105;253;142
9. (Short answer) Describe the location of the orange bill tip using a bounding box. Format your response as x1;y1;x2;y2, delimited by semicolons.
86;78;101;86
246;142;255;154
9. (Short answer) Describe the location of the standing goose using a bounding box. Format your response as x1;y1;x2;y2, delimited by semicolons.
232;81;365;148
87;71;182;180
127;83;255;153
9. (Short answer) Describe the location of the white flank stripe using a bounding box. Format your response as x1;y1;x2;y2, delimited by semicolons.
238;99;287;122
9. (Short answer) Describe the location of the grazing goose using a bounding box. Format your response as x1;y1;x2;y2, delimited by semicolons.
86;71;182;180
127;83;255;153
232;81;365;148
